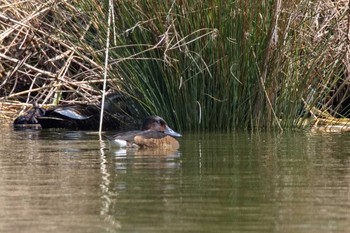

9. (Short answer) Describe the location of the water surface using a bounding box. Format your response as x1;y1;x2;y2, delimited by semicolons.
0;126;350;233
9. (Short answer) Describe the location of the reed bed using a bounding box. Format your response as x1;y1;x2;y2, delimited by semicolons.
1;0;349;131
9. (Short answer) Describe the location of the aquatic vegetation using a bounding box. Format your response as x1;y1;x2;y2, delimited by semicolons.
0;0;349;131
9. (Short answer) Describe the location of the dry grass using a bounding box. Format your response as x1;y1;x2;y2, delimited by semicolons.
0;101;22;124
0;0;109;121
309;0;350;113
0;0;105;105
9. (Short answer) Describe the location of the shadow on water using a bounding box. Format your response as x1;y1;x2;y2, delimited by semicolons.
0;126;350;233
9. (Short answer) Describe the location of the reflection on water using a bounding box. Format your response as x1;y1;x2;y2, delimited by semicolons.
0;126;350;233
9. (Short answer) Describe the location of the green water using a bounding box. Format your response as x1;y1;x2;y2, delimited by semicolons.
0;126;349;233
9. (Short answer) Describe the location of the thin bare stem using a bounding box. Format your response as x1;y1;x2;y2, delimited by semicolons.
99;0;113;136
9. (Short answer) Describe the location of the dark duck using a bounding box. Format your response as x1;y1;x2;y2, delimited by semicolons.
108;116;182;150
13;93;138;130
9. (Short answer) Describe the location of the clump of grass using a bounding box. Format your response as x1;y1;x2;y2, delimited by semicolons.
276;0;350;127
86;0;282;131
0;0;106;105
1;0;349;131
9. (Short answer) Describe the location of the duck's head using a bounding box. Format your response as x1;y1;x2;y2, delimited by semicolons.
141;116;182;138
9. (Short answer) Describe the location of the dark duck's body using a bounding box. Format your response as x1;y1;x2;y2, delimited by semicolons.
13;93;138;130
109;116;182;149
37;104;104;130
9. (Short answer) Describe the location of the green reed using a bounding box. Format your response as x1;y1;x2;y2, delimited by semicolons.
92;0;283;131
88;0;305;131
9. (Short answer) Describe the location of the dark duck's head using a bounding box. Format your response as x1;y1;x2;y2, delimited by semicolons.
141;116;182;138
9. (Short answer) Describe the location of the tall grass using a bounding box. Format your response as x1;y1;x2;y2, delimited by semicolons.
81;0;282;131
92;0;347;131
1;0;349;131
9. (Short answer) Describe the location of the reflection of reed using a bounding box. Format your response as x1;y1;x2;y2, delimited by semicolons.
99;139;110;212
98;139;121;229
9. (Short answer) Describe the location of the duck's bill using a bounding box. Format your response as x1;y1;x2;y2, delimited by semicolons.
165;126;182;137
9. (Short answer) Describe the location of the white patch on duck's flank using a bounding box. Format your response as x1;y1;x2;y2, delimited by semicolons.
110;139;128;148
54;108;91;120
